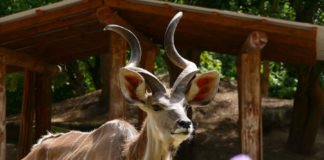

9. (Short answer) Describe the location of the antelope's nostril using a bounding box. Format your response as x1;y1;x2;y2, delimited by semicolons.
177;120;192;129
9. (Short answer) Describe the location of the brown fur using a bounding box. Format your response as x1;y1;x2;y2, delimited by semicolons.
22;120;137;160
123;121;147;160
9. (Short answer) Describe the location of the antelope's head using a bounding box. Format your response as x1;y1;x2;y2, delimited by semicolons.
105;12;220;148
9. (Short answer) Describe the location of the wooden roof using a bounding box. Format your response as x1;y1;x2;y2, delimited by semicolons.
0;0;323;70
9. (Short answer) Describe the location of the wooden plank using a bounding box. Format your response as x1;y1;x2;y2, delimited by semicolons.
122;18;315;63
105;1;317;64
0;56;6;160
34;73;52;141
42;31;110;62
106;0;316;39
96;6;157;52
0;48;59;75
0;0;102;33
0;11;98;45
2;20;103;50
106;32;126;120
18;71;36;159
47;45;109;63
120;11;315;48
237;31;268;160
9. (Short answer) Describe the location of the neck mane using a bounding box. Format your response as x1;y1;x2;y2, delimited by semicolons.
123;119;177;160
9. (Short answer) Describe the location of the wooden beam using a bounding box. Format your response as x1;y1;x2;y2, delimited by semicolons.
0;0;101;33
0;11;98;45
96;6;157;52
104;1;316;64
106;32;126;120
123;19;314;64
237;31;268;160
18;71;36;159
0;56;6;160
106;0;316;39
0;48;59;75
42;30;109;60
34;73;52;141
48;46;109;63
2;20;103;50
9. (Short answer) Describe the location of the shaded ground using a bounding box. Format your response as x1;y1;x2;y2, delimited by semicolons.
5;79;324;160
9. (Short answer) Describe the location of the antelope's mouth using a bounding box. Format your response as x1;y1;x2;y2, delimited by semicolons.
171;127;193;135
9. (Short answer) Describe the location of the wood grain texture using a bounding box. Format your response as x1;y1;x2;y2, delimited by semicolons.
18;71;36;159
237;31;267;160
34;73;52;141
107;33;126;120
0;48;59;75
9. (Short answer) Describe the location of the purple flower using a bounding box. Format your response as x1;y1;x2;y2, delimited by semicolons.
230;154;252;160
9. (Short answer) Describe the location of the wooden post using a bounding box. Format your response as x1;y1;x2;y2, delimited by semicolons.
18;71;36;159
0;56;6;160
261;61;270;97
97;7;158;122
107;32;127;120
34;73;52;141
237;31;267;160
287;65;324;154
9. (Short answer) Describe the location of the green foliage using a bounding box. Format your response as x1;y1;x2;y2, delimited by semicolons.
6;72;24;115
76;59;96;92
0;0;62;17
154;48;168;74
321;72;324;87
199;51;237;80
51;71;76;103
268;62;298;98
52;58;97;103
199;51;222;73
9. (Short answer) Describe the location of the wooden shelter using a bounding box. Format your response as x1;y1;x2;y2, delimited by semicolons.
0;0;323;159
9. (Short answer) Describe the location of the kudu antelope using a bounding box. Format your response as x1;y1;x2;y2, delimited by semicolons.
22;12;220;160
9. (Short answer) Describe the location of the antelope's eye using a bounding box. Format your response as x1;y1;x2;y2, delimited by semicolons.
152;104;163;111
184;104;190;110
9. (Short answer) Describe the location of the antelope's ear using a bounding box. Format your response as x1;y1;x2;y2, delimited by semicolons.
119;68;146;104
186;71;220;105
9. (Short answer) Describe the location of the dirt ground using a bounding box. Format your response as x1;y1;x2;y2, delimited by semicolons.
5;79;324;160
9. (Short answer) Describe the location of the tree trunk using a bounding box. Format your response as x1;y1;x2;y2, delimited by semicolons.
287;65;324;154
261;61;270;97
238;31;267;160
0;57;6;160
65;61;86;95
105;32;126;120
34;73;52;141
86;56;101;89
18;71;36;159
100;54;110;112
286;1;323;154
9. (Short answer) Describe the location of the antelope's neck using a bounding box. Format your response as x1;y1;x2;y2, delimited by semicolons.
124;120;175;160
